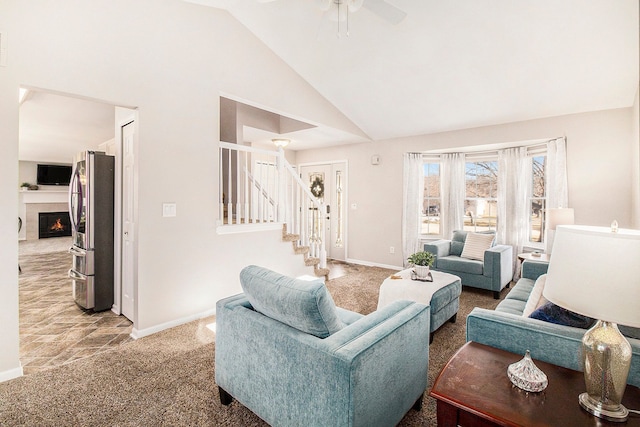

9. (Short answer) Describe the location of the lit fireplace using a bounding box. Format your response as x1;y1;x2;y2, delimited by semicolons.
39;212;72;239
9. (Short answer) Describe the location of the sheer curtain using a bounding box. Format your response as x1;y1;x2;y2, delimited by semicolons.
402;153;424;266
497;146;531;277
546;137;569;209
441;153;465;239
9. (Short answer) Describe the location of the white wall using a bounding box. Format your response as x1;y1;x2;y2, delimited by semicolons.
0;0;363;379
631;87;640;228
296;108;635;268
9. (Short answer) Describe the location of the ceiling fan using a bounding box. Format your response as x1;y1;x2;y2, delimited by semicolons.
259;0;407;26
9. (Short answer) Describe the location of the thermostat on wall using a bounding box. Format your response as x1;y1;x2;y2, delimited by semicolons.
371;155;381;165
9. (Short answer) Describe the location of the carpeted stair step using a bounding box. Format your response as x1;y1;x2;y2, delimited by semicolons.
314;267;330;278
283;224;326;279
305;257;320;267
282;233;299;242
294;245;309;255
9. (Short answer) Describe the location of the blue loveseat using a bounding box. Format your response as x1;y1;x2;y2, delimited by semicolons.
467;260;640;387
215;265;431;427
424;230;513;299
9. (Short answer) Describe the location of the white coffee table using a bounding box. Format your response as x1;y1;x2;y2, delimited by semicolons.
377;269;461;343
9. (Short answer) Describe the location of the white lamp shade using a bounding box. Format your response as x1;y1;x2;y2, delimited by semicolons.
547;208;575;230
543;225;640;328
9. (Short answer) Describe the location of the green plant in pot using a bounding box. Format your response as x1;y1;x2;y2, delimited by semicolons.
407;251;435;279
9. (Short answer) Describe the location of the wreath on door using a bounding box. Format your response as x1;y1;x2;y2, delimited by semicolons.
310;176;324;198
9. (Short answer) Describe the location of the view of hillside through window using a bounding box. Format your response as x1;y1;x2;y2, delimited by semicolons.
421;155;547;244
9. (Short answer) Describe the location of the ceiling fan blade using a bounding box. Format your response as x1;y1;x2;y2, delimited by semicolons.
362;0;407;25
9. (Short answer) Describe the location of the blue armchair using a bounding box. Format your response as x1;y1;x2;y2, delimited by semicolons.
424;230;513;299
215;265;431;427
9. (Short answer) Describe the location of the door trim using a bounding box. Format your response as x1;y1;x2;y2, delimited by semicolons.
113;107;137;325
298;160;348;261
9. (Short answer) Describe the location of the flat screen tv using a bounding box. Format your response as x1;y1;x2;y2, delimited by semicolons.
37;164;72;186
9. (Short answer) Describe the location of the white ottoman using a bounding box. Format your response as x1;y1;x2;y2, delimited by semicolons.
377;269;461;343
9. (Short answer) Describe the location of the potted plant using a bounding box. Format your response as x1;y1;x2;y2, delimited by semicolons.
20;182;31;191
407;251;435;279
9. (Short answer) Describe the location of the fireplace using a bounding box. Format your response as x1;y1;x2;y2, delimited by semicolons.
39;212;72;239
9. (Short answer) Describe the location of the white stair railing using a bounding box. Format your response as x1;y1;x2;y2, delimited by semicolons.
219;142;327;269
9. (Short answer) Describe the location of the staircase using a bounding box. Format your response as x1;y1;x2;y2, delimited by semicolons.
282;224;330;279
220;141;328;278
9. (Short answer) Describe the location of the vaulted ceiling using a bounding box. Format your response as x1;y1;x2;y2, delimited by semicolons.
190;0;639;142
18;1;639;160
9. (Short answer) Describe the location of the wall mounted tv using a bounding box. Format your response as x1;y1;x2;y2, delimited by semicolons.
37;164;73;186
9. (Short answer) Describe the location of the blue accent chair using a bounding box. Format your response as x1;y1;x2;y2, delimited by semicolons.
215;265;431;427
424;230;513;299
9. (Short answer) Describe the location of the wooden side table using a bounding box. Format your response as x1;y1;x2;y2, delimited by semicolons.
430;341;640;426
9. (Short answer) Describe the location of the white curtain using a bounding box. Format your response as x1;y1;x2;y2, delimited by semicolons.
546;137;569;210
402;153;424;266
441;153;465;239
497;146;531;277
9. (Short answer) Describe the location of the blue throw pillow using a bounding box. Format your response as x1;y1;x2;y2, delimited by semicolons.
240;265;345;338
529;301;596;329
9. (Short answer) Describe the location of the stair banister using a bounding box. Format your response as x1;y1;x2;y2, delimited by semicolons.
219;141;327;270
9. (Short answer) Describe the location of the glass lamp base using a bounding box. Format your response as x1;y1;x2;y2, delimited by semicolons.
579;392;629;422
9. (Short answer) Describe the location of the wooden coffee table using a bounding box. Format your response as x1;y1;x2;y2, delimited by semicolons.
430;341;640;426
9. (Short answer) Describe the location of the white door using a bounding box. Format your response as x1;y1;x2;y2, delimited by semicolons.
121;121;136;320
300;162;347;261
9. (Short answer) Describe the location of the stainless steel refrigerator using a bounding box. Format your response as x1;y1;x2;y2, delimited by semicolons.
68;151;115;311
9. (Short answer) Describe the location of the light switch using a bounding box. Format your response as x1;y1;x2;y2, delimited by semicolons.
162;203;176;217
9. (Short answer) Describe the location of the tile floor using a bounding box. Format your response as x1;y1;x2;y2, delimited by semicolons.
18;237;133;375
17;238;351;376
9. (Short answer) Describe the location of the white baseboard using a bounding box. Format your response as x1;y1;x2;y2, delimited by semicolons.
130;307;217;340
0;364;23;383
345;258;403;271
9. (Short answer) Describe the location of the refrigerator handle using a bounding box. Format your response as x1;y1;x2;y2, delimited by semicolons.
68;269;87;281
68;165;83;231
68;165;77;232
69;246;86;257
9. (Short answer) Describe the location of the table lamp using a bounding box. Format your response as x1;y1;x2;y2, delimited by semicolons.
543;224;640;422
545;207;574;254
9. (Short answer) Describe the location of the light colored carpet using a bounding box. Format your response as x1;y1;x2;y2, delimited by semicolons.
0;264;502;426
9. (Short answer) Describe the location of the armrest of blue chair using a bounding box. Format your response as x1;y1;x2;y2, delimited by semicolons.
424;240;451;267
483;244;513;292
215;295;430;427
521;259;549;280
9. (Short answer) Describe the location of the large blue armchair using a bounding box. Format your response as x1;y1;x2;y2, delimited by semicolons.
424;230;513;299
215;265;431;427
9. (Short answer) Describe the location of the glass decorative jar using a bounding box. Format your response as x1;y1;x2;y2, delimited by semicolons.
507;350;548;392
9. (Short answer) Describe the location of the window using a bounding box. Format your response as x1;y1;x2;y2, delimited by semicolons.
464;160;498;233
418;143;550;241
529;155;546;243
421;162;440;235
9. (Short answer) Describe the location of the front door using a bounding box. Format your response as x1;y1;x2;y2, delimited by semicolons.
299;162;346;261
